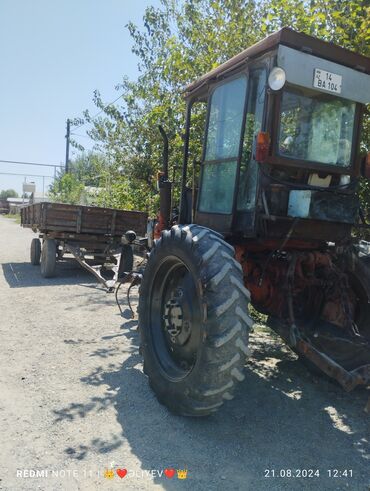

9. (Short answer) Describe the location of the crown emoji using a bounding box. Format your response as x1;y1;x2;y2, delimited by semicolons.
177;469;188;479
104;469;114;479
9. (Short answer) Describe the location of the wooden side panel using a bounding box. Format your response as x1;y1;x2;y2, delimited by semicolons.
21;203;148;236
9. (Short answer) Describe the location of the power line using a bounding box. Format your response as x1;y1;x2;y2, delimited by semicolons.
0;171;55;178
72;93;124;132
0;159;63;168
70;133;92;139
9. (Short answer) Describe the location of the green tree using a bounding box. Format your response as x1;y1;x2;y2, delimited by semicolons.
68;152;109;187
49;152;115;205
0;189;18;199
49;173;85;205
81;0;369;214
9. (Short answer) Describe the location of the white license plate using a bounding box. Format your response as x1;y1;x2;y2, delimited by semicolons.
313;68;342;94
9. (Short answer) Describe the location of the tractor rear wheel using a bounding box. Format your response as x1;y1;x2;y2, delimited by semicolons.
138;225;253;416
40;239;57;278
30;238;41;265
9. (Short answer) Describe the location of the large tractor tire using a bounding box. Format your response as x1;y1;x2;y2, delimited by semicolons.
30;238;41;265
40;239;57;278
138;224;253;416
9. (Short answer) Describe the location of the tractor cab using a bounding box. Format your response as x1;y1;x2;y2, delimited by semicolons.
180;27;370;243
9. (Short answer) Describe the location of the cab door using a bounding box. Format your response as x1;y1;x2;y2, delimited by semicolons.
195;75;248;234
234;67;267;235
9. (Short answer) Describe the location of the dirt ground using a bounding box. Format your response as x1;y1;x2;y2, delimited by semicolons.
0;215;369;491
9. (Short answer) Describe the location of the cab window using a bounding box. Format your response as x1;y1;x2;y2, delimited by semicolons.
199;76;247;214
237;68;267;211
278;88;356;167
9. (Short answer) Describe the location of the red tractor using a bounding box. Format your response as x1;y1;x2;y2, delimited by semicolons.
138;28;370;416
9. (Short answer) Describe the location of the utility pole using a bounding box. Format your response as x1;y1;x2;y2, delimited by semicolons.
65;119;70;173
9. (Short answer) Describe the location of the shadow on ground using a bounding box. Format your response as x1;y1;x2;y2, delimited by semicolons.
52;311;370;490
55;321;370;490
1;260;96;288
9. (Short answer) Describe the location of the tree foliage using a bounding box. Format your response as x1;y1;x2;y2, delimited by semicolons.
49;173;85;205
0;189;18;199
48;152;145;209
78;0;369;215
49;152;107;205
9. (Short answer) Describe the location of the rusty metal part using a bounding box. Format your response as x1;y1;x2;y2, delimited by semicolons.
237;247;357;330
270;318;370;391
296;338;369;391
65;242;120;292
237;243;370;387
154;210;169;240
296;339;370;392
115;272;142;317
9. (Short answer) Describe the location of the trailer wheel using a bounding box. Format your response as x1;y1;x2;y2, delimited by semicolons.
118;244;134;278
40;239;57;278
138;225;252;416
30;238;41;265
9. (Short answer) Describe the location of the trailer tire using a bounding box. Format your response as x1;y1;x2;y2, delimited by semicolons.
138;224;253;416
118;244;134;278
30;238;41;265
40;239;57;278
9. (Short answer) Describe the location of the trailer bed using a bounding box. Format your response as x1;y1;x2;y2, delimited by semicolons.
21;202;148;237
20;203;148;290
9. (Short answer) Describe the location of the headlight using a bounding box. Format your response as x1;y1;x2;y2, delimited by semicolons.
268;67;286;91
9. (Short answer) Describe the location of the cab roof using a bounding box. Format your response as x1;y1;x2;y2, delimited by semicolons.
184;27;370;100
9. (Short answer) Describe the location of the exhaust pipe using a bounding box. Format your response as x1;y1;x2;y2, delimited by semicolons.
155;126;172;237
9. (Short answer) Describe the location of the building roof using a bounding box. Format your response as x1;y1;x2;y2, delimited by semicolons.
184;27;370;99
7;197;29;204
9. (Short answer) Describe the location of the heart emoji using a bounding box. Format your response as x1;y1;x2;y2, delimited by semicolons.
164;468;175;478
116;468;127;478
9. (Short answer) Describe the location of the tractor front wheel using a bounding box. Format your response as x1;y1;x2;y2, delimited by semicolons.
138;225;253;416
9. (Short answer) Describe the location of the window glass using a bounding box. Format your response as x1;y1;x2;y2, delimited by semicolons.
279;89;355;166
198;76;247;214
199;161;238;213
205;77;247;161
237;69;266;211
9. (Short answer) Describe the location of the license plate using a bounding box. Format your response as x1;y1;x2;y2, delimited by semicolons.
313;68;342;94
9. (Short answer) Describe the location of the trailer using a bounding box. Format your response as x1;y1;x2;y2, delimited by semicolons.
0;199;10;214
21;202;148;290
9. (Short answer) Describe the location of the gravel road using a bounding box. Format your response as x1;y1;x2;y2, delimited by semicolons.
0;215;369;491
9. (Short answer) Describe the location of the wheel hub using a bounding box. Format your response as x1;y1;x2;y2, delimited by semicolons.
163;288;190;345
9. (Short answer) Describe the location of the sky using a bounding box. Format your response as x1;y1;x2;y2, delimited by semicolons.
0;0;160;195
